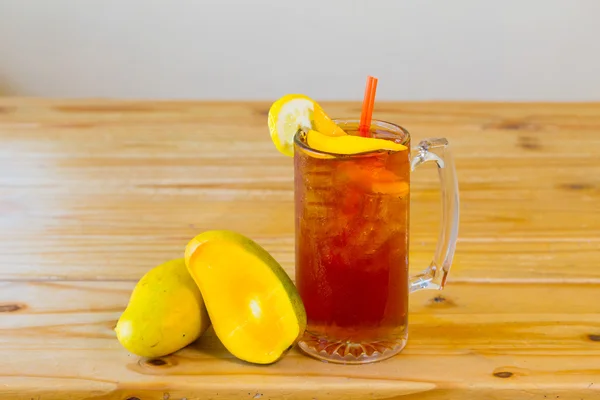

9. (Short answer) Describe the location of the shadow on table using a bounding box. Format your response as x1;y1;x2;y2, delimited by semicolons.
129;327;257;376
187;326;251;365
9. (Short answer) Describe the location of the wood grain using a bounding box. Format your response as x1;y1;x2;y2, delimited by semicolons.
1;99;599;399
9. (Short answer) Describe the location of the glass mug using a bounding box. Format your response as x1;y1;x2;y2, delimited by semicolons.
293;119;459;364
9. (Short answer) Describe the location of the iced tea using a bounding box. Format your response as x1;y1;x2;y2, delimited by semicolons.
294;120;410;363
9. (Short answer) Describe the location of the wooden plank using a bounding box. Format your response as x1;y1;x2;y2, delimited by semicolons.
2;281;600;355
0;280;599;399
1;184;597;243
1;237;599;282
1;355;599;400
3;279;600;316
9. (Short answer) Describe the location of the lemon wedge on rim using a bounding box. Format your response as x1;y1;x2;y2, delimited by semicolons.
267;94;346;157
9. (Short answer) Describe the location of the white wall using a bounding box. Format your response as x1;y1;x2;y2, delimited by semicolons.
1;0;599;101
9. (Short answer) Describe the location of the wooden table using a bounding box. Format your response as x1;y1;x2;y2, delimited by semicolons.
1;99;599;399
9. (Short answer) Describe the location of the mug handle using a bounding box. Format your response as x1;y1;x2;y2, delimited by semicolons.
409;138;460;292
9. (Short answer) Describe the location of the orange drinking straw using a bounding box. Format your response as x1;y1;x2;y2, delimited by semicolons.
358;75;378;137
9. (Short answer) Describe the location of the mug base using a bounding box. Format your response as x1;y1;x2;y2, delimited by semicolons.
297;331;407;364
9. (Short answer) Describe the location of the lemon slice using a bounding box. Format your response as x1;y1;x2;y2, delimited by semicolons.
268;94;346;157
306;129;407;155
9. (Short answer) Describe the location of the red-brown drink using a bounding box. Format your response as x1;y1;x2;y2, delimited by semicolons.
294;120;410;364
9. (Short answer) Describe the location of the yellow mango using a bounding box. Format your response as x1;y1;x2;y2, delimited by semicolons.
115;258;210;358
185;230;306;365
312;106;347;137
306;129;407;154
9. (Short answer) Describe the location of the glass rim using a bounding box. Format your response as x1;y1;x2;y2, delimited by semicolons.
293;118;411;159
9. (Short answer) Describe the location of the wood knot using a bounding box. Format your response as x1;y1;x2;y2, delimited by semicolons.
484;120;539;131
517;136;542;150
138;356;177;371
427;295;457;308
147;358;167;366
255;108;269;117
493;371;513;378
588;334;600;342
0;303;26;313
559;183;594;191
0;107;15;114
499;122;528;130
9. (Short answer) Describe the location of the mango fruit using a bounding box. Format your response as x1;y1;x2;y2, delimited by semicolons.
306;129;407;154
185;230;306;364
115;258;210;358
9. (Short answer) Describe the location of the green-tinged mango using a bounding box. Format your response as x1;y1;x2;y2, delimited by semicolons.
115;258;210;358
